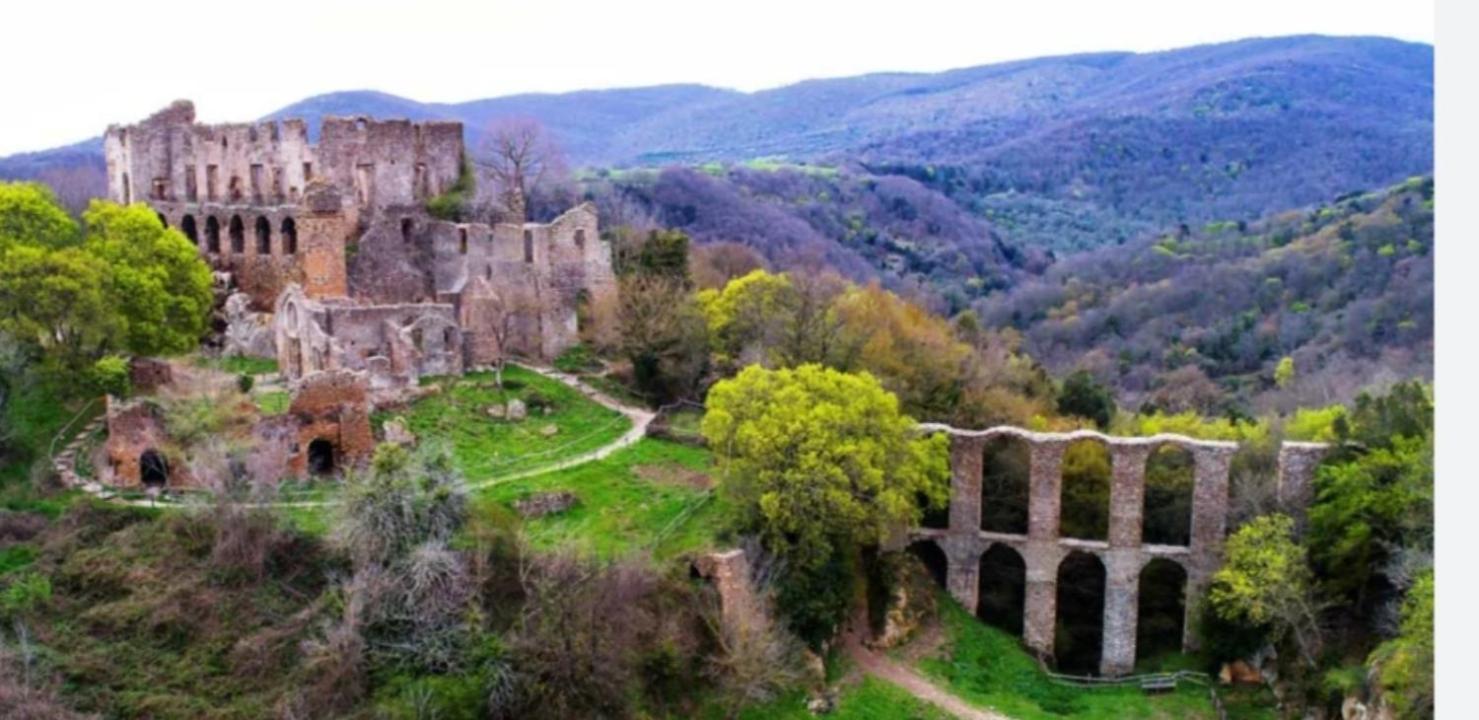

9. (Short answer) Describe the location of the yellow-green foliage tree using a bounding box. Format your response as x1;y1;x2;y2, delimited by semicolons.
703;364;949;567
1209;514;1324;667
702;364;949;645
1368;571;1433;719
697;269;794;364
832;282;970;421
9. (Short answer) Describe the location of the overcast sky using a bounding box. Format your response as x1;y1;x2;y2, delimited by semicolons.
0;0;1433;156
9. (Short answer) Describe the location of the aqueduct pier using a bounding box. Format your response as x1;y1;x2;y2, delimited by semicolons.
901;424;1328;677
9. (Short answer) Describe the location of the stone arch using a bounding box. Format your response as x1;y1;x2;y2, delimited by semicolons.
977;543;1026;636
1061;438;1111;541
281;217;297;254
1055;550;1107;674
907;539;948;590
229;214;245;253
140;448;168;487
181;215;198;244
1136;558;1188;665
1143;444;1195;546
307;438;336;476
523;229;534;262
205;216;221;253
255;216;272;255
981;434;1030;534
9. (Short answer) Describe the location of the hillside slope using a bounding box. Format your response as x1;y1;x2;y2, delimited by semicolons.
977;176;1434;412
0;35;1431;254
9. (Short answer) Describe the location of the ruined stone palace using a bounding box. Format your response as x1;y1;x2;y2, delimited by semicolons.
105;101;616;391
901;424;1328;677
98;102;616;486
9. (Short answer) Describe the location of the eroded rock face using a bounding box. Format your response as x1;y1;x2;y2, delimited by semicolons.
870;552;938;650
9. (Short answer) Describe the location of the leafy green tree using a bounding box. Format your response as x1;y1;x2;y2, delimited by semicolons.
0;243;117;370
82;201;213;357
1274;356;1295;388
0;181;78;251
703;364;948;645
1056;370;1116;429
617;275;709;404
1368;571;1433;719
1209;514;1323;667
1309;434;1432;604
703;364;949;567
697;269;793;362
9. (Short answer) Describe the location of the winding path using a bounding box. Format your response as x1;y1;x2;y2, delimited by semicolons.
51;365;656;509
842;623;1011;720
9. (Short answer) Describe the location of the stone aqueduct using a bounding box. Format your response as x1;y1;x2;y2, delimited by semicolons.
900;424;1328;677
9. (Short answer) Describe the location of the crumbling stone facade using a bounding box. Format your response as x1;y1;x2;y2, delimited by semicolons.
907;424;1328;677
105;102;616;381
282;369;376;477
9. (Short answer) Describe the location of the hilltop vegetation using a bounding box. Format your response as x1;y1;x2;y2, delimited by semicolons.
978;177;1433;412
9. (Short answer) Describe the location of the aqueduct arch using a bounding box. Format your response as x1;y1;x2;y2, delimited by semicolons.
906;425;1326;676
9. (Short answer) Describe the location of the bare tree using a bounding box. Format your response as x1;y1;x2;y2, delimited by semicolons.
477;276;549;388
480;118;566;224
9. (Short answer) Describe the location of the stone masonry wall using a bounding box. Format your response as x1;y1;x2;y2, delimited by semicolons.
911;424;1327;676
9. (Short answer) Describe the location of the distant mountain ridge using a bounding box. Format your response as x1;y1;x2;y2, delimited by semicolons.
0;34;1432;254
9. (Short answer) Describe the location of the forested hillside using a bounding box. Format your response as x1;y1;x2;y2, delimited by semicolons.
977;176;1434;412
1;36;1432;254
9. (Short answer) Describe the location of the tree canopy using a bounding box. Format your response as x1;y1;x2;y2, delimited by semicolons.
0;184;212;377
702;364;949;569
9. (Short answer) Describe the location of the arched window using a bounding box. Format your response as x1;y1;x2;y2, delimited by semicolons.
1055;551;1107;674
1061;439;1112;541
523;229;534;263
229;215;245;253
982;435;1031;534
1137;559;1188;665
978;544;1027;636
1144;445;1195;546
255;216;271;255
205;216;221;253
401;217;414;244
280;218;297;254
181;215;198;244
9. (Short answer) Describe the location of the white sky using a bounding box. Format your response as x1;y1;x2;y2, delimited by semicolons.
0;0;1434;157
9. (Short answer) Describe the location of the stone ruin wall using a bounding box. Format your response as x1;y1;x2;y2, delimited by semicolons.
104;100;462;213
906;424;1329;677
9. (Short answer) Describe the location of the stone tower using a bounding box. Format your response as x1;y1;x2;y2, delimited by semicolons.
299;179;349;298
